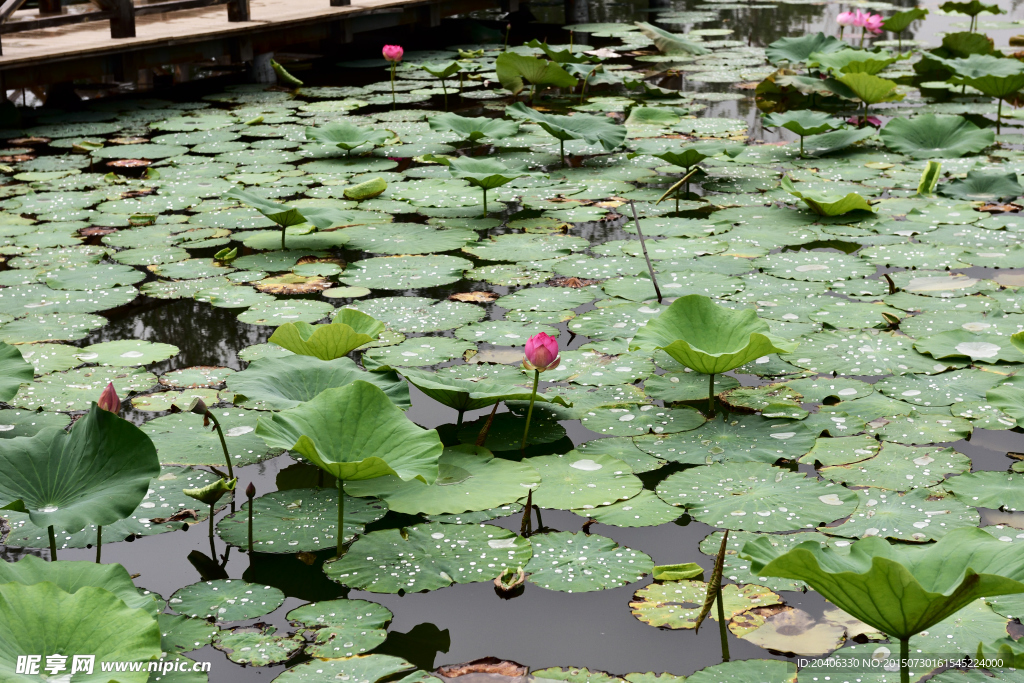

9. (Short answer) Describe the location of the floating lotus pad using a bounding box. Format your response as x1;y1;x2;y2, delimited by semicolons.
286;598;391;659
634;414;817;465
169;580;285;622
142;409;281;467
526;531;654;592
525;451;642;510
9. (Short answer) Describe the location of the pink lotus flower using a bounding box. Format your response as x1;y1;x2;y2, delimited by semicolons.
524;332;560;372
98;382;120;413
863;12;884;34
382;45;404;63
847;114;882;127
837;10;856;26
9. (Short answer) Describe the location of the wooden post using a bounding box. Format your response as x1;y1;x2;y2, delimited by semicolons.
330;0;351;6
227;0;249;21
109;0;135;38
38;0;64;15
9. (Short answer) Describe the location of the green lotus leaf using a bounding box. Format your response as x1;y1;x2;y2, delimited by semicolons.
829;72;904;105
170;579;285;622
420;60;462;78
428;113;520;142
0;404;159;533
986;378;1024;421
882;8;928;33
931;53;1024;81
781;176;873;215
939;0;1003;17
224;188;352;231
801;127;876;157
766;32;848;65
0;582;161;683
0;341;33;401
638;140;734;169
526;530;654;592
399;368;566;413
939;171;1024;202
494;52;578;96
879;114;995;159
286;598;391;659
630;294;797;375
445;156;526;190
184;477;236;507
809;49;903;75
268;310;385;360
506;102;626;152
634;21;710;56
304;121;393;152
525;38;602;64
739;527;1024;641
255;380;441;484
343;177;387;201
761;110;841;137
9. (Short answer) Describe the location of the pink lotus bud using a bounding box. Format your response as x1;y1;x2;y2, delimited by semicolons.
98;382;120;413
524;332;560;372
837;11;855;26
382;45;404;63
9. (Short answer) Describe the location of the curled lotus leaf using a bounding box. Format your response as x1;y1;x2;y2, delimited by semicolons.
268;310;385;360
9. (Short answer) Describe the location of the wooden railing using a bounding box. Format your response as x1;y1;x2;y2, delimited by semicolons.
0;0;261;54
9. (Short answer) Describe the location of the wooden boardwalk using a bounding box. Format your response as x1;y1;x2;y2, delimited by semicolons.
0;0;512;90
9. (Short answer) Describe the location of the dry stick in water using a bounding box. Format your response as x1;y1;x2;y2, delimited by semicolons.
475;402;500;447
629;200;662;304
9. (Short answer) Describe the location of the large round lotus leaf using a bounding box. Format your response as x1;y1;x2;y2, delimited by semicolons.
573;490;681;527
827;487;979;542
75;339;179;366
467;264;552;286
604;272;743;303
112;246;190;266
914;329;1024;364
644;371;741;403
755;251;873;282
575;436;666;474
169;579;285;622
397;370;545;413
579;403;705;436
324;522;533;593
525;531;653;593
879;114;995;159
160;366;234;388
495;286;597;312
44;263;146;290
456;411;565;451
132;389;220;412
463;233;587;262
630;580;782;630
0;582;161;683
142;409;280;467
553;255;648;279
14;366;155;411
237;300;334;327
159;613;220;653
808;301;907;329
719;384;806;418
526;451;642;510
273;655;416;683
339;255;472;289
0;404;159;534
0;342;31;402
820;442;970;491
890;272;998;298
345;445;538;515
16;343;84;375
867;411;972;445
454;320;558;346
0;284;135;318
213;625;304;666
782;377;873;402
342;223;475;254
619;238;729;260
656;462;857;531
344;296;483;333
630;295;796;375
568;301;665;340
216;488;387;553
537;349;654;387
2;465;223;549
785;331;957;376
227;356;409;410
799;435;881;467
287;598;391;659
0;409;70;438
944;471;1024;511
634;415;817;466
363;336;474;367
194;285;273;309
874;369;1002;408
92;142;189;159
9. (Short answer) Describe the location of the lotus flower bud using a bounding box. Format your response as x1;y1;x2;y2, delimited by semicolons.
246;482;256;499
837;10;855;26
382;45;404;63
523;332;560;372
98;382;120;414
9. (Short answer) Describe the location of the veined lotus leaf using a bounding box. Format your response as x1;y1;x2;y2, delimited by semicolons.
635;21;710;56
0;582;161;683
939;171;1024;202
829;72;904;106
225;188;352;231
688;660;796;683
398;369;563;412
629;295;797;375
939;0;1003;17
286;598;391;659
428;113;520;142
526;531;654;592
420;60;461;78
256;381;441;484
630;580;782;629
761;110;840;137
494;52;578;96
634;414;817;465
344;445;539;515
624;107;681;127
829;486;979;542
228;356;409;411
988;380;1024;421
914;329;1024;364
637;140;735;169
0;404;159;533
802;127;876;157
656;461;857;532
143;409;280;467
274;654;416;683
158;614;219;654
739;526;1024;640
766;33;848;65
820;442;969;491
525;451;642;510
785;331;958;376
0;556;161;616
0;341;33;401
217;487;386;552
324;522;533;592
574;490;681;527
781;176;873;216
213;625;304;666
506;102;627;153
944;471;1024;511
652;563;704;581
700;530;841;592
169;579;285;622
879;115;995;159
882;7;928;33
304;121;393;152
867;411;973;445
808;49;903;76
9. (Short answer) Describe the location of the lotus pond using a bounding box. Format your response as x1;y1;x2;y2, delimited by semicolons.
6;1;1024;682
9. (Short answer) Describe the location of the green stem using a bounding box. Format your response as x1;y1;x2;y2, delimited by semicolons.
208;504;216;559
520;369;540;452
900;636;909;683
48;525;57;561
441;78;448;110
708;373;715;417
482;188;487;217
336;477;346;559
390;62;396;109
281;226;286;250
247;498;254;553
95;526;102;563
998;98;1003;135
208;414;234;480
457;409;465;427
560;139;565;167
799;135;804;158
716;584;730;662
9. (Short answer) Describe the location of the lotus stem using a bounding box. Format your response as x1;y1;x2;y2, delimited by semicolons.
247;496;254;554
503;23;511;52
900;636;909;683
708;373;716;417
318;469;324;488
208;503;216;559
521;369;540;452
207;413;234;481
998;98;1003;135
629;200;662;304
441;78;448;110
716;583;730;662
559;139;566;167
336;477;346;559
533;503;544;531
281;226;286;250
799;135;804;158
579;67;596;104
390;62;397;109
95;526;102;563
482;188;488;217
457;409;465;427
48;525;57;561
897;33;902;52
839;26;844;40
